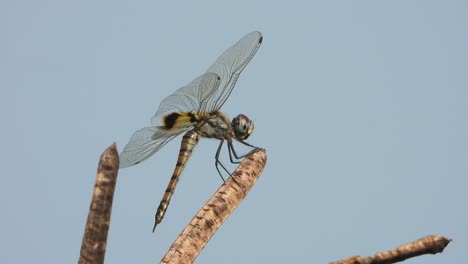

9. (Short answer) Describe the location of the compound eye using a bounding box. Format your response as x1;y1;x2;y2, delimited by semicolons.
232;114;254;140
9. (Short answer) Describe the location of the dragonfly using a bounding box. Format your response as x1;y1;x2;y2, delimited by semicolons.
119;31;263;232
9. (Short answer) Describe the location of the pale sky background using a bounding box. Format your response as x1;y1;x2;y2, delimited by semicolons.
4;1;467;263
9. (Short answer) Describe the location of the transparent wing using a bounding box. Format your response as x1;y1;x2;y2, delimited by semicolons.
151;72;221;126
119;126;185;168
120;73;221;168
204;31;263;112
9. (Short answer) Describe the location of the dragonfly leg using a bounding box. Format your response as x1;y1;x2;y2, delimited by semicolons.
228;140;259;160
214;140;260;182
238;139;259;149
227;140;242;164
215;140;229;182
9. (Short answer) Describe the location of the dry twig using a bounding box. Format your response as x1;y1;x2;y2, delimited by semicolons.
161;149;267;264
79;143;119;264
331;235;451;264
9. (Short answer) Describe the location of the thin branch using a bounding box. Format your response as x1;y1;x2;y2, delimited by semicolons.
160;149;267;264
331;235;451;264
79;143;120;264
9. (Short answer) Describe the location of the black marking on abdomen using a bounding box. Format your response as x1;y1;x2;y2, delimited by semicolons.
179;147;194;153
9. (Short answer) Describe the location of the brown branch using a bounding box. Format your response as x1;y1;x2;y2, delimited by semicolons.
331;235;451;264
160;149;267;264
79;143;120;264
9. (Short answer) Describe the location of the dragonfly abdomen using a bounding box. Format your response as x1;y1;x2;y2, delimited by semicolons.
153;130;200;231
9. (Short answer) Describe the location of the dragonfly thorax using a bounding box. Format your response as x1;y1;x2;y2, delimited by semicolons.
195;112;254;141
195;112;233;140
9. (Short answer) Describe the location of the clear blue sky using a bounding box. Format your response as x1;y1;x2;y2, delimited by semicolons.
4;1;467;263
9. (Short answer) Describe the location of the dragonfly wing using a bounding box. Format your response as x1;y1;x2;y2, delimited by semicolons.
204;31;263;112
119;126;186;168
151;72;221;126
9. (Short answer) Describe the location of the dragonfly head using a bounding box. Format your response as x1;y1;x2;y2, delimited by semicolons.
232;114;254;140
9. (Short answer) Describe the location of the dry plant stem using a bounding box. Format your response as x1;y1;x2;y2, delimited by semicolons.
161;149;267;264
331;235;451;264
79;143;120;264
